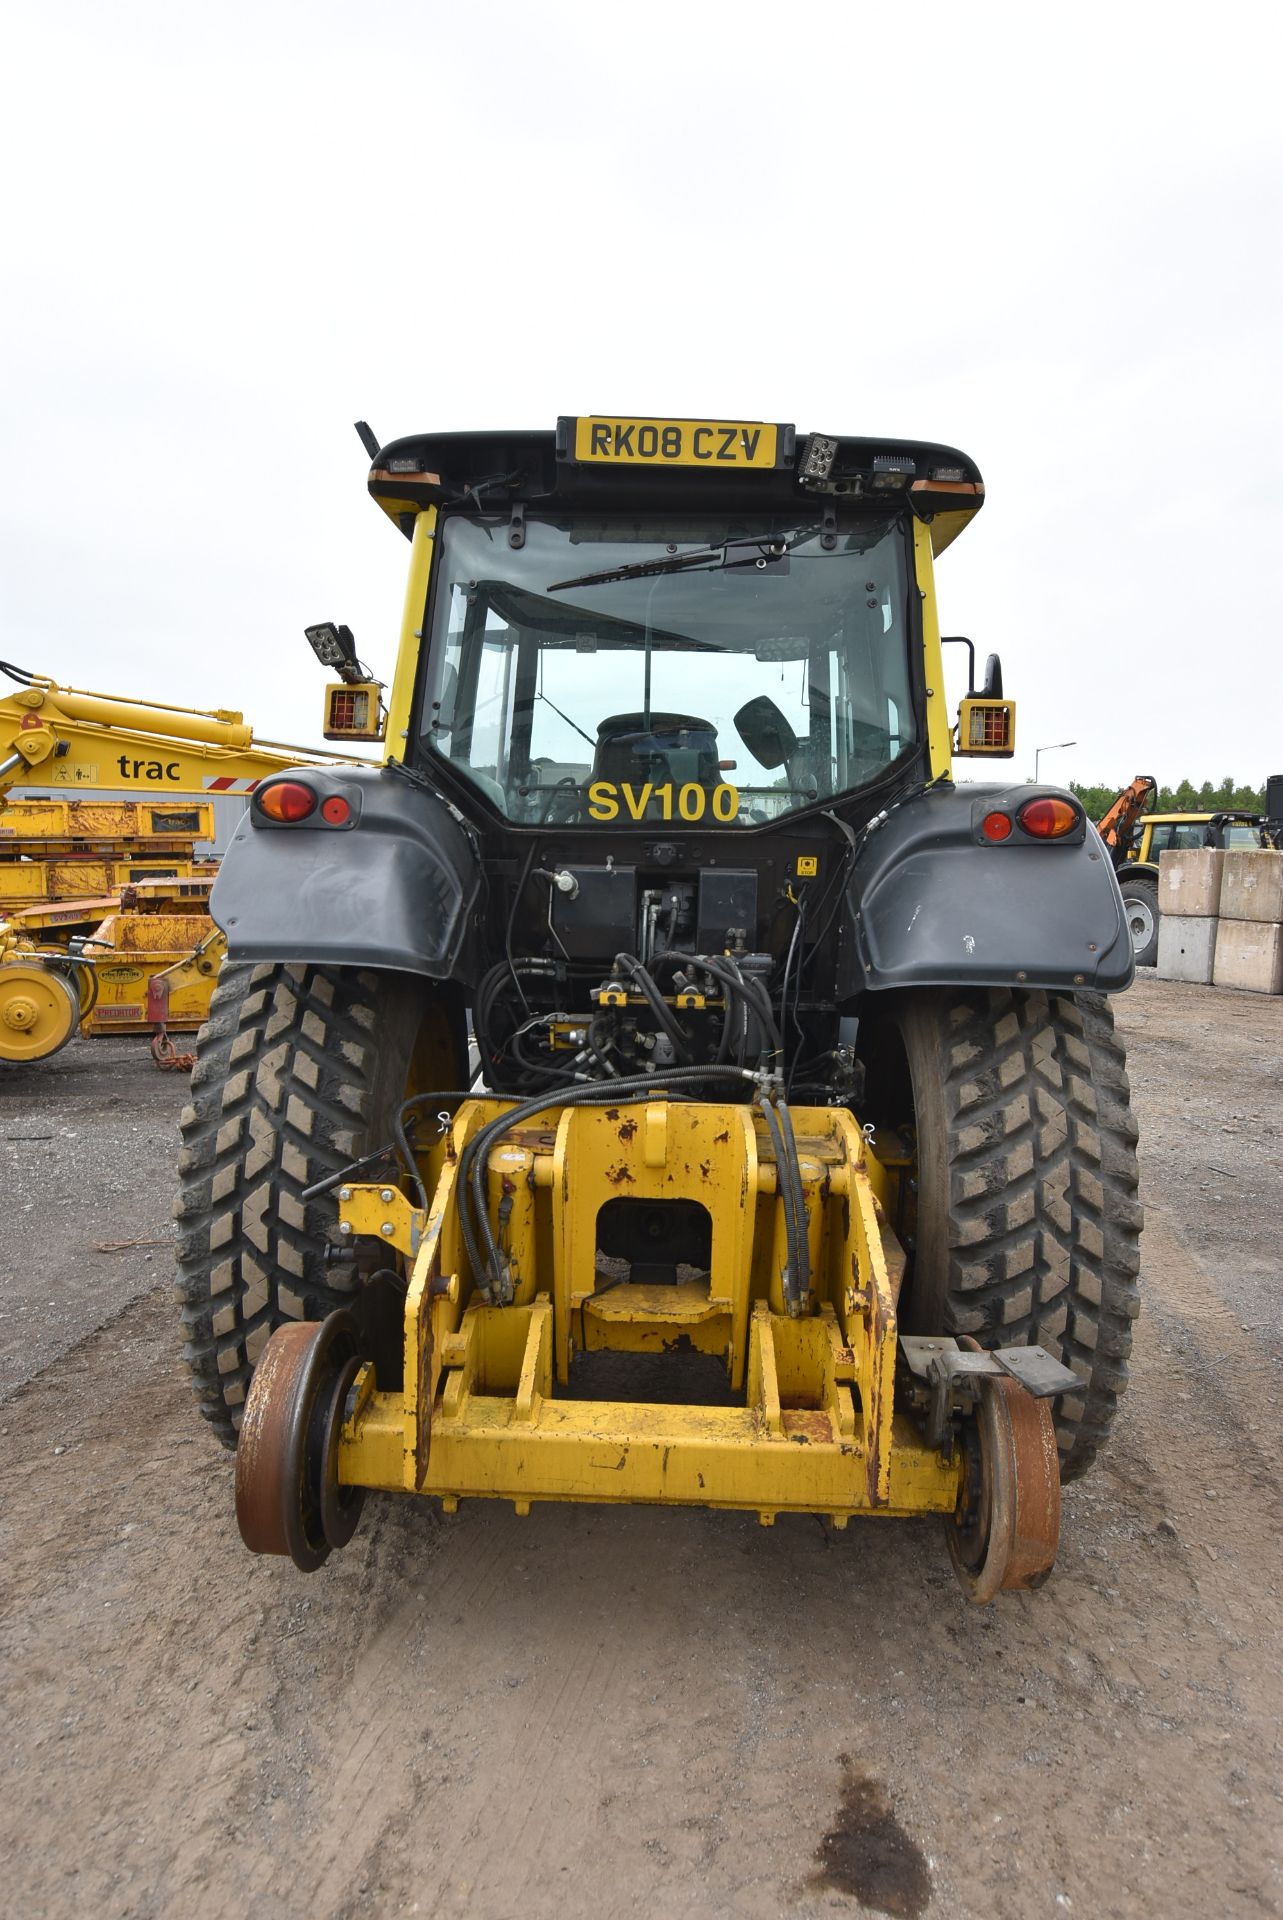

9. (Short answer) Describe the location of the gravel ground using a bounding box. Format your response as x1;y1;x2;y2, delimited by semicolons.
1;975;1280;1920
0;1039;177;1395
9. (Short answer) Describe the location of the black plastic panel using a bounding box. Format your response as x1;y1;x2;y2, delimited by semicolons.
553;866;637;960
695;869;758;954
843;784;1134;993
211;767;480;981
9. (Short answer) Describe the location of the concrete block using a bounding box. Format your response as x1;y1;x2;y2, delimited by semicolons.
1219;848;1283;924
1156;914;1217;984
1157;848;1224;918
1213;919;1283;994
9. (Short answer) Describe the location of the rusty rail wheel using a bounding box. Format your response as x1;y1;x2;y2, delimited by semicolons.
946;1373;1061;1604
235;1309;367;1571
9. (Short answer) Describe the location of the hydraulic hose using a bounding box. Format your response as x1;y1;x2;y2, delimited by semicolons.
766;1089;811;1311
311;1066;812;1318
696;954;783;1066
459;1064;759;1300
613;953;693;1060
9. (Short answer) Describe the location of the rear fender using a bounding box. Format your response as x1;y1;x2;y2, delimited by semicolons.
211;767;481;980
842;784;1134;993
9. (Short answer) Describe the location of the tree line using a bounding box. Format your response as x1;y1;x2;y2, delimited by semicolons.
1070;778;1267;823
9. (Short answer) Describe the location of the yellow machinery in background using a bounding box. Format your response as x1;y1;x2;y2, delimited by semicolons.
0;660;367;1063
0;796;216;924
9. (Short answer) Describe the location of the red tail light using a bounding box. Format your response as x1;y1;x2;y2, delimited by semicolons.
320;795;352;825
257;780;317;823
981;811;1013;841
1018;796;1079;839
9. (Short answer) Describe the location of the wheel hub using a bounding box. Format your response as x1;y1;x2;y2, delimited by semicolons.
0;963;80;1063
1127;900;1155;949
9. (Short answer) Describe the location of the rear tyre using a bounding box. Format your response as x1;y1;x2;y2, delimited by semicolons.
1120;875;1159;967
864;987;1142;1481
174;961;464;1447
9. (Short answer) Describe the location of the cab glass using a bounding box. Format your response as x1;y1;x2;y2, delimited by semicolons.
419;510;917;825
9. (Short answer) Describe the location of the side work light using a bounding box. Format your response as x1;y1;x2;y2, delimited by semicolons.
957;697;1017;757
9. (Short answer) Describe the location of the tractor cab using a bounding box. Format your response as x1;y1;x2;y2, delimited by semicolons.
323;418;1014;815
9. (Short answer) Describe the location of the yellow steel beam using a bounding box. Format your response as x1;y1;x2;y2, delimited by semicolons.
340;1382;958;1519
913;517;954;782
383;507;437;764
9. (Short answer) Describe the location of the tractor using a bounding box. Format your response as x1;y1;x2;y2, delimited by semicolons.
175;417;1141;1602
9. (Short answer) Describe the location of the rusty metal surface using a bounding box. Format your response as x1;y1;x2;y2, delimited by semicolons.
234;1321;315;1559
946;1373;1061;1604
150;1028;196;1072
998;1378;1061;1592
235;1312;368;1571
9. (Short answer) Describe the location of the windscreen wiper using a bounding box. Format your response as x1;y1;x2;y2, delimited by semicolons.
547;524;822;593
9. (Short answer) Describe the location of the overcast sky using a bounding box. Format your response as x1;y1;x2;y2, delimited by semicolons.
2;1;1277;791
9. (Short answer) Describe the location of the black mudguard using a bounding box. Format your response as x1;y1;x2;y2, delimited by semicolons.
211;767;482;980
842;783;1134;993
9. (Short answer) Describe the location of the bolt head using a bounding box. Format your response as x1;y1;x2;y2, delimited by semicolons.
338;1221;353;1235
338;1187;352;1202
380;1222;395;1237
379;1188;394;1203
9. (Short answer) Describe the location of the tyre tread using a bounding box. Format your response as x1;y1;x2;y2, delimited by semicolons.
174;962;388;1447
934;987;1142;1479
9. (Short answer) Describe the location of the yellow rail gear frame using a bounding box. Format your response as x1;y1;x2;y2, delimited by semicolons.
335;1098;960;1525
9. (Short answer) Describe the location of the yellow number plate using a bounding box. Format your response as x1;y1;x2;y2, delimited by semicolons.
571;417;779;469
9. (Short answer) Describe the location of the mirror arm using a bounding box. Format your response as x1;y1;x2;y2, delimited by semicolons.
940;635;976;697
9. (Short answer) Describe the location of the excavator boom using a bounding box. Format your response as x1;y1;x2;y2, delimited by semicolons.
1096;774;1158;866
1;661;370;797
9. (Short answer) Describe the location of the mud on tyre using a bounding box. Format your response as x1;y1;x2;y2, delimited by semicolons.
174;961;463;1447
863;986;1142;1481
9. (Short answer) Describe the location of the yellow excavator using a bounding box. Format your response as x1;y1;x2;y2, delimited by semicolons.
0;660;368;1064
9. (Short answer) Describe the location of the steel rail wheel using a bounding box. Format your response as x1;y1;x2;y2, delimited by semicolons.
235;1309;367;1571
946;1373;1061;1604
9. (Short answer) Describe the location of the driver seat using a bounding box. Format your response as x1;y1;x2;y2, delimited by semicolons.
592;712;721;792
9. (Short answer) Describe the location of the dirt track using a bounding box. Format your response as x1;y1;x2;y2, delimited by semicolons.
2;975;1281;1920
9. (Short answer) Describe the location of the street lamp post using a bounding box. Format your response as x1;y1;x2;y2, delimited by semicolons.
1034;740;1076;783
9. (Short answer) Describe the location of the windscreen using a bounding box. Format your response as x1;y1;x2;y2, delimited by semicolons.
419;510;917;826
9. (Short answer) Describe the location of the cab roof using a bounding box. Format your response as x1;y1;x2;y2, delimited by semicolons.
365;421;984;557
1142;812;1229;825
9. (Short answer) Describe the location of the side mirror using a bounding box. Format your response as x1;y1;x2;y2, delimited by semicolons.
734;695;798;770
942;636;1016;758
